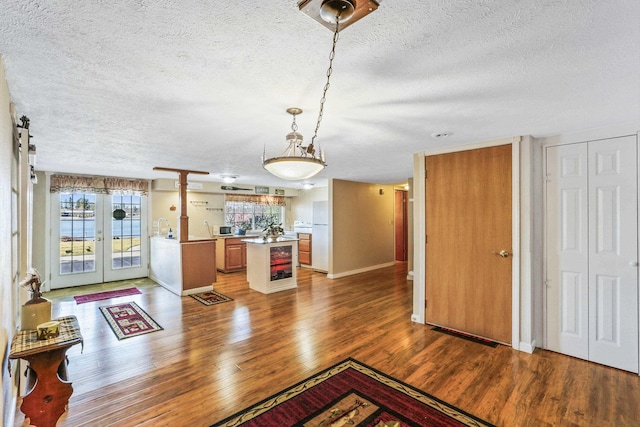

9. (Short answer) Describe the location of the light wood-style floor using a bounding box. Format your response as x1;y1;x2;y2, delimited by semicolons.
13;263;640;426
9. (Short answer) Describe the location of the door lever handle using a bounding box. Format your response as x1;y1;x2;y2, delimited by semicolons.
491;250;510;258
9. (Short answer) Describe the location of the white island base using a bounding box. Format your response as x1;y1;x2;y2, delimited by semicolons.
244;238;298;294
149;236;217;296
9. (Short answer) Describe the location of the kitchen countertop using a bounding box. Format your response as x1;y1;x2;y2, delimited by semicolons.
242;237;299;244
214;234;261;239
150;235;217;242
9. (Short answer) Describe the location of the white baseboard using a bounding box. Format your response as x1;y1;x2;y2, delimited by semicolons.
519;339;537;354
327;262;395;279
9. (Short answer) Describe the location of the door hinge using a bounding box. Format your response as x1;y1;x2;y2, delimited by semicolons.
425;299;428;309
544;279;551;288
425;169;428;179
425;234;428;244
545;175;552;183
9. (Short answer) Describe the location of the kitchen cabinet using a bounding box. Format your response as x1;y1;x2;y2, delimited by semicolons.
298;233;312;266
216;237;247;272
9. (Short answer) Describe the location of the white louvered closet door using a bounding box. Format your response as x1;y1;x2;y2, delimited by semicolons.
545;135;639;373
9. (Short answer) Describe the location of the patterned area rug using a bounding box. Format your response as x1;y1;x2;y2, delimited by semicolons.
74;287;141;304
99;301;163;340
190;290;233;306
212;358;494;427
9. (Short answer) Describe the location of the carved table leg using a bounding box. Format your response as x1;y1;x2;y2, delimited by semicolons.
21;346;73;427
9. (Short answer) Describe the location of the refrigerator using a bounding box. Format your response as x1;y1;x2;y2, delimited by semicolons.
312;201;329;272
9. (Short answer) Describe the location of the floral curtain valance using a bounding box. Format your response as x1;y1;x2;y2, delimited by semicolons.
50;174;149;196
225;194;287;206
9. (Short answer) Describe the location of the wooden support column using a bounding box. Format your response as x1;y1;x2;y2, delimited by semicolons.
153;167;209;242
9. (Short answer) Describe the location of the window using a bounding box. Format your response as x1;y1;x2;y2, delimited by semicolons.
224;195;285;231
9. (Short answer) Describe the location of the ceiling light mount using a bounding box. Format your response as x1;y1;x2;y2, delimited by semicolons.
220;174;238;184
298;0;379;32
319;0;355;24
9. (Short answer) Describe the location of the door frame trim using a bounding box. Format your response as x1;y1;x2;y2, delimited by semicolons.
412;136;525;351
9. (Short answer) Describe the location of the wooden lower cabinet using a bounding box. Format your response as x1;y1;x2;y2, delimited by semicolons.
298;233;312;266
216;237;247;272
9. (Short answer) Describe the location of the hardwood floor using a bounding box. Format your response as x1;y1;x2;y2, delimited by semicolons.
13;263;640;426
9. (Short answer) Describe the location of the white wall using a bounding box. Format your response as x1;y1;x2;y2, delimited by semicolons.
0;55;17;427
289;186;328;225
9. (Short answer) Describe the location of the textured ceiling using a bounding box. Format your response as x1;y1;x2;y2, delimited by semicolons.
1;0;639;189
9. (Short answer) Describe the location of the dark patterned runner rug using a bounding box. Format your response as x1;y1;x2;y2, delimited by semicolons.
99;301;163;340
211;358;494;427
190;290;233;306
74;287;141;304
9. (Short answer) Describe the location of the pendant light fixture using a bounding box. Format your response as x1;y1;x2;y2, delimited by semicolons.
262;0;378;181
263;107;327;180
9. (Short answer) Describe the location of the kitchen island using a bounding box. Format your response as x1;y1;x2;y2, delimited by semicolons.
244;237;298;294
149;236;217;296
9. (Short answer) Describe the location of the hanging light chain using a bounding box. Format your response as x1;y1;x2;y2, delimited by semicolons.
310;16;341;148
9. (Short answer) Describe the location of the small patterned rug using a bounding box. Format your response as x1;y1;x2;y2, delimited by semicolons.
190;290;233;306
74;287;141;304
212;358;494;427
99;301;163;340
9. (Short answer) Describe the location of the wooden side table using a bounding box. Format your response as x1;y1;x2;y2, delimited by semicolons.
9;316;83;427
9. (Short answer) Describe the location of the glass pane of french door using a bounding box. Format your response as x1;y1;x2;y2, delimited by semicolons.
103;194;148;282
51;192;104;288
50;192;148;288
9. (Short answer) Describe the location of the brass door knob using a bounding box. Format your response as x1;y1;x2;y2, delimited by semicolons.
491;250;510;258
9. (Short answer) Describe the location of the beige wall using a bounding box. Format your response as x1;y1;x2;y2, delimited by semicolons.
330;179;395;276
0;56;17;427
151;189;226;238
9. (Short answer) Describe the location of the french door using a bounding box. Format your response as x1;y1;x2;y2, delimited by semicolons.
50;192;148;288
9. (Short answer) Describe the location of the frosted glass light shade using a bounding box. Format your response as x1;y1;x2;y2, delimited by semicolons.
263;157;326;180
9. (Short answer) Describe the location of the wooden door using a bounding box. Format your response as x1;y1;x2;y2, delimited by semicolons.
425;144;512;344
395;190;408;261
